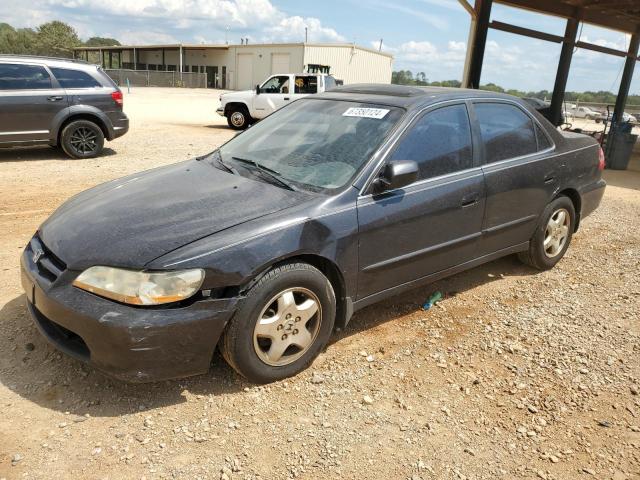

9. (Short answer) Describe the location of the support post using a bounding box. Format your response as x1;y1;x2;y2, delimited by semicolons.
549;17;579;126
606;31;640;158
179;45;184;83
463;0;493;89
133;48;137;70
162;49;165;70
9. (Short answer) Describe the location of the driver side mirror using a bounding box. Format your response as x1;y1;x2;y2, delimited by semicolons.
371;160;418;194
256;84;261;95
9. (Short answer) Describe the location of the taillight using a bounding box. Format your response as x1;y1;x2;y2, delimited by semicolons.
598;146;606;170
111;90;123;107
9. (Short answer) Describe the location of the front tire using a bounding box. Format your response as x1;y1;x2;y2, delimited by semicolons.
220;262;336;383
518;196;575;270
226;106;251;130
60;120;104;159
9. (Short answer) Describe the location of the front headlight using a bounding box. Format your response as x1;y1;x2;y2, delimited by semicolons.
72;266;205;306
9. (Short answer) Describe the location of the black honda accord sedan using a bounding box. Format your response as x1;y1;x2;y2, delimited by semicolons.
21;84;606;383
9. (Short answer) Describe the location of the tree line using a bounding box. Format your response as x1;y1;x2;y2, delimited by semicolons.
392;69;640;105
0;21;119;58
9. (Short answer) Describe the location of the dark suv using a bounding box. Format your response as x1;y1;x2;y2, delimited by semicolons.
0;55;128;158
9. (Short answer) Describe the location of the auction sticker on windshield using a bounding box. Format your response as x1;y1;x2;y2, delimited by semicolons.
342;107;390;119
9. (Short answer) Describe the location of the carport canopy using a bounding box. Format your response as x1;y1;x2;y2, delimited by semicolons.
460;0;640;151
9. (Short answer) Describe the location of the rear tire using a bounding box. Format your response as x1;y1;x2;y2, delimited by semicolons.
60;120;104;159
220;262;335;383
518;196;575;270
226;106;251;130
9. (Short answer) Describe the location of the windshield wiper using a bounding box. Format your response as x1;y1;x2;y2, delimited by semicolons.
199;151;238;175
231;156;297;191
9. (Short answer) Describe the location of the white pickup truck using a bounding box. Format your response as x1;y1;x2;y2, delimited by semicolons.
217;73;338;129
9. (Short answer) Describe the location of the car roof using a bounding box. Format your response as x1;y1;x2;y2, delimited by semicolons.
0;54;96;71
319;83;524;109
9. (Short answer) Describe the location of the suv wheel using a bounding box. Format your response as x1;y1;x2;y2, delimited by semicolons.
61;120;105;159
227;107;251;130
518;196;575;270
220;262;336;383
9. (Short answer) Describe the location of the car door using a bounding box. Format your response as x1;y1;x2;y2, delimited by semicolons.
252;75;292;119
472;100;559;256
356;103;485;299
0;62;67;144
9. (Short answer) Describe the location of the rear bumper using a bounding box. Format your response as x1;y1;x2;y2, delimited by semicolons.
21;248;239;383
109;114;129;140
580;178;606;220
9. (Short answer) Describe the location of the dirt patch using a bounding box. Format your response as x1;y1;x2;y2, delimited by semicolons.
1;88;639;480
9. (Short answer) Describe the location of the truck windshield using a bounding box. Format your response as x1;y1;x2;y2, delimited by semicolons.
219;99;404;193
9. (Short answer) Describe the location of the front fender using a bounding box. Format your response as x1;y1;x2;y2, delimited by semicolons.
146;199;360;300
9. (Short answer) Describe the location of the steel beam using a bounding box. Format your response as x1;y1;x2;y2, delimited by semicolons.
465;0;493;89
607;31;640;156
489;21;564;43
550;18;579;126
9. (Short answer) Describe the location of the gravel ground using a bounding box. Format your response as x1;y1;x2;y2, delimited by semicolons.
1;88;639;480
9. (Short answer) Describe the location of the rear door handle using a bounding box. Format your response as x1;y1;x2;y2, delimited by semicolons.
461;194;479;208
47;95;64;102
544;175;555;184
284;97;290;101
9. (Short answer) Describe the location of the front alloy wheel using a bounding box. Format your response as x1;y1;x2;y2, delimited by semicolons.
253;288;322;366
220;262;336;383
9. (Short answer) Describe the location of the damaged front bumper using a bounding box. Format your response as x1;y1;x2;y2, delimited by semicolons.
21;249;239;383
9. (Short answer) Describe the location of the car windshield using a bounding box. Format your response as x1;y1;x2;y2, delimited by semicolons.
218;99;404;193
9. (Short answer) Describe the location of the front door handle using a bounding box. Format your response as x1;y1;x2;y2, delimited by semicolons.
47;95;64;102
461;194;479;208
284;97;290;101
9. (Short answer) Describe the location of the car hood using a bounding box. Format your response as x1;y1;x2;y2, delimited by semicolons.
39;159;309;270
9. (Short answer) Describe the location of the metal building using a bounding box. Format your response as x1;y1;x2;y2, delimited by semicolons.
73;42;393;90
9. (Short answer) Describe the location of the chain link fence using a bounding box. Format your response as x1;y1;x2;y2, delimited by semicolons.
104;69;208;88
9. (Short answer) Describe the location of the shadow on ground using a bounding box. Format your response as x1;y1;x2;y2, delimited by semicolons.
0;146;117;162
0;254;536;418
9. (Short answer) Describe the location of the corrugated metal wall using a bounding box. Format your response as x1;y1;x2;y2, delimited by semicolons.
225;45;305;90
303;45;393;84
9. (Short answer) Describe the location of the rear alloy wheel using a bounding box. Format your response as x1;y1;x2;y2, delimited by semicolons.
61;120;104;159
518;196;575;270
220;262;335;383
227;107;251;130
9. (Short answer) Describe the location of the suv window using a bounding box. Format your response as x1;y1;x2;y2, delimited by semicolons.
260;75;290;94
50;67;101;88
295;76;318;94
390;104;473;180
0;63;52;90
475;103;538;162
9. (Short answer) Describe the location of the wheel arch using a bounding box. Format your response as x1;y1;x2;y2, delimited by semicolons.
224;102;250;117
242;253;350;332
56;113;110;145
556;188;582;232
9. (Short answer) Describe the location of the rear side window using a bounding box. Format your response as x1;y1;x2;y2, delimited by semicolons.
295;76;318;94
325;76;336;90
390;104;473;181
50;68;101;88
0;63;52;90
475;103;538;162
535;122;553;151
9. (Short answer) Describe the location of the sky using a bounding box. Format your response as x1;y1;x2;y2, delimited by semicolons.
1;0;638;94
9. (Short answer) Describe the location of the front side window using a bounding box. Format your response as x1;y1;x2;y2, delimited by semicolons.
50;68;101;89
475;103;538;163
260;75;290;94
295;76;318;94
218;99;404;192
390;104;473;180
0;63;52;90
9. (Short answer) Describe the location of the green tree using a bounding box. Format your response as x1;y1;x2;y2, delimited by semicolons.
85;36;120;47
35;21;81;57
